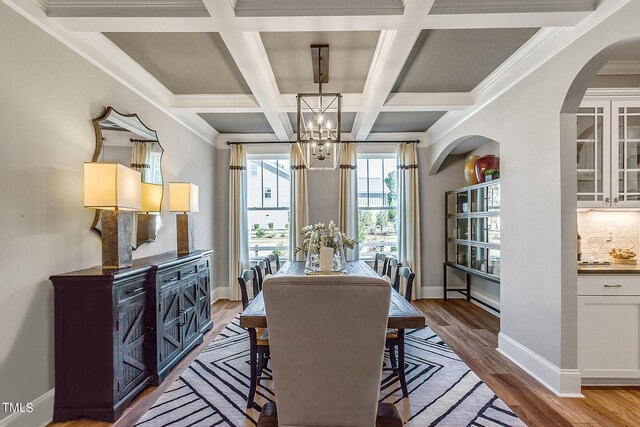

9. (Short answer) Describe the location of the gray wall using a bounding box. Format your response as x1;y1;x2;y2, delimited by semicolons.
0;4;214;421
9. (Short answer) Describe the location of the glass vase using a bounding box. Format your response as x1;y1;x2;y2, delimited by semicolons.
304;231;321;273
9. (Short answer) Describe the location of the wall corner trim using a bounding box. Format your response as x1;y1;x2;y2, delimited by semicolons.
0;388;54;427
498;332;583;397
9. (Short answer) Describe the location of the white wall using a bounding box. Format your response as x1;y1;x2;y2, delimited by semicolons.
425;0;640;394
0;3;215;422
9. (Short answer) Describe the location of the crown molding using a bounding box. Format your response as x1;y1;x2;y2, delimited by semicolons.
46;0;210;17
598;60;640;75
583;87;640;99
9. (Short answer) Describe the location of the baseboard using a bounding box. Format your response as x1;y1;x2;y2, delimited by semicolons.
421;286;500;317
211;286;229;303
0;389;54;427
498;332;583;397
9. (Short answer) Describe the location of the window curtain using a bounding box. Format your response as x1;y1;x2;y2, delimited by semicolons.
130;141;153;182
289;144;309;261
397;143;421;300
339;143;359;260
229;145;249;301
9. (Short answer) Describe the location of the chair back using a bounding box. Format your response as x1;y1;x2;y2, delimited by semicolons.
397;266;415;301
253;259;268;289
385;257;399;281
372;252;386;276
263;275;391;427
238;269;259;310
265;253;280;274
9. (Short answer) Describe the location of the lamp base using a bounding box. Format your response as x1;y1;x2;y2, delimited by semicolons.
177;213;195;255
101;210;132;269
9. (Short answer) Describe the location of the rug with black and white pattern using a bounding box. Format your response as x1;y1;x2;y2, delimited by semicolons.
136;318;524;426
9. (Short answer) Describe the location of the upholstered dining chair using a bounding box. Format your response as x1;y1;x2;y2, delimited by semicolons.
264;253;280;274
385;266;416;398
259;274;402;427
238;269;270;406
372;252;387;276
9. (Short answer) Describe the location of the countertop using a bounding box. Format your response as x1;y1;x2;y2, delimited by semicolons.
578;262;640;275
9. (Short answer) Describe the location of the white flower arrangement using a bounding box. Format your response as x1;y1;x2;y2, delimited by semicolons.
294;220;357;255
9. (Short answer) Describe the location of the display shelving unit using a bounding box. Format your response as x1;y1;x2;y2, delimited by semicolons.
444;179;500;313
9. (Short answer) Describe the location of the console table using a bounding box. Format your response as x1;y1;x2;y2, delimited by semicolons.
50;250;212;423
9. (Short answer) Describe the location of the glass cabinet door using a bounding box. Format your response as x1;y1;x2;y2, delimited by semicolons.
612;101;640;207
577;101;610;208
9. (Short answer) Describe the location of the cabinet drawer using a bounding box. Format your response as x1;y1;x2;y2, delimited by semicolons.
198;259;209;271
116;279;146;304
578;275;640;296
158;269;181;288
181;263;198;278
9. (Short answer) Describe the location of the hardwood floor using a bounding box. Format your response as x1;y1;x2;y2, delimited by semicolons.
413;299;640;427
50;298;639;426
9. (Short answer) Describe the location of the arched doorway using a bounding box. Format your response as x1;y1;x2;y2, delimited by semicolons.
560;36;640;389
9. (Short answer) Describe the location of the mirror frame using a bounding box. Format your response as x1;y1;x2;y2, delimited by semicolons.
90;106;165;249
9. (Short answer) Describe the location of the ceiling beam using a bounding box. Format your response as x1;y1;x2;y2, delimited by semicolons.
382;92;473;111
46;0;210;17
172;92;472;113
201;0;292;140
350;0;432;140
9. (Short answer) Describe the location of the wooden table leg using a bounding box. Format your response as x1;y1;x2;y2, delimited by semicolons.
397;329;408;398
247;328;258;409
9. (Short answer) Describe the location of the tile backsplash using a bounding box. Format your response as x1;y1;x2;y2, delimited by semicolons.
577;211;640;260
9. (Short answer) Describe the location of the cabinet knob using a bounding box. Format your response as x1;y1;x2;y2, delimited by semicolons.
604;284;622;288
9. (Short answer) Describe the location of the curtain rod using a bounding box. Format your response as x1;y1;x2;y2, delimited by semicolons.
130;138;158;143
226;140;420;146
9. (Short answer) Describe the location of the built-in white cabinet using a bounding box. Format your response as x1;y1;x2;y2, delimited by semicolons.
578;275;640;383
578;98;640;209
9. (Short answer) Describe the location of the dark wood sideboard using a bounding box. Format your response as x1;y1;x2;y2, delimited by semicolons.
50;250;213;423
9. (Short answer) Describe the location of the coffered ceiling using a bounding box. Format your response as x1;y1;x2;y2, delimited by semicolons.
10;0;602;145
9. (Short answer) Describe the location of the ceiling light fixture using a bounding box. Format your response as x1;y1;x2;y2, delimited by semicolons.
296;44;342;170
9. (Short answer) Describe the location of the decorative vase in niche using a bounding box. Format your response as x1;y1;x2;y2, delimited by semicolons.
464;155;480;185
474;155;500;183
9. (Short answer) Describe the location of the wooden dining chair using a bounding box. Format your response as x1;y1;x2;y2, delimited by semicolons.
238;269;270;408
385;265;416;398
373;252;387;276
384;257;400;284
264;253;280;274
253;259;269;290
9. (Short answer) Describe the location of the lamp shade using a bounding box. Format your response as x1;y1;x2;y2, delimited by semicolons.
84;163;141;211
141;182;163;212
169;182;199;213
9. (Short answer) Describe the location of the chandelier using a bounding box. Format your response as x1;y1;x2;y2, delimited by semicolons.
296;44;342;170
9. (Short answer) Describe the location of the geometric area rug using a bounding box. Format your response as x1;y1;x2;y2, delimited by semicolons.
136;317;525;426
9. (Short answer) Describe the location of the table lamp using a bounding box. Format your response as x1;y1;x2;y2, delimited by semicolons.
138;182;163;242
84;163;141;268
169;182;199;255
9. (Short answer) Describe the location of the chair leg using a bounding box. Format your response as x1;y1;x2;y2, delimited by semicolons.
388;344;398;370
397;330;408;398
247;328;258;408
257;352;265;387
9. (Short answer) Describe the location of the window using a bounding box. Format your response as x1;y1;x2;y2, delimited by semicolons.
247;157;290;260
357;155;398;260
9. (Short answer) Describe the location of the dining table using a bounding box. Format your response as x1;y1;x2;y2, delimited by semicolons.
239;260;426;407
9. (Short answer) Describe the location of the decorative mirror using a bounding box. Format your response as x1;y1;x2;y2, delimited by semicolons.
91;107;164;249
